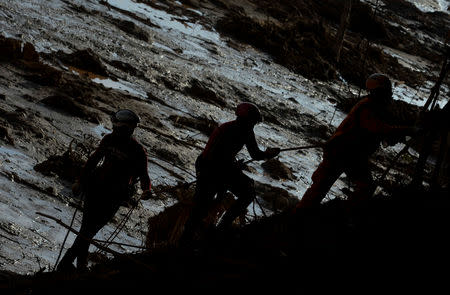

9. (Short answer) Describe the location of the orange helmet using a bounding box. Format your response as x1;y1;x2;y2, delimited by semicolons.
366;73;392;91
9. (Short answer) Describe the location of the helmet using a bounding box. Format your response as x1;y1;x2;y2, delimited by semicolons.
235;102;262;124
366;73;392;91
111;109;140;125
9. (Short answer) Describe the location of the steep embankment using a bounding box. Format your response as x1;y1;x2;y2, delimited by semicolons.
0;0;449;292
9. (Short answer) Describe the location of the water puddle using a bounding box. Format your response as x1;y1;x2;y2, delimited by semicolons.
407;0;449;13
106;0;220;43
92;77;147;98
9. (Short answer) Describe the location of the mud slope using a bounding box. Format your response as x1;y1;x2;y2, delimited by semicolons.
0;0;448;286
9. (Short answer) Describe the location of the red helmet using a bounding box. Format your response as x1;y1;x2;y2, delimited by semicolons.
235;102;262;124
366;73;392;91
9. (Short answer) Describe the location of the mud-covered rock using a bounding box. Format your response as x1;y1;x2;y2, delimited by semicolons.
107;60;148;80
20;61;63;86
261;158;296;181
114;19;151;42
152;146;185;167
0;36;62;86
34;150;85;182
22;42;40;62
214;0;433;87
54;48;108;77
254;181;298;212
40;95;99;123
0;108;43;138
169;115;218;136
184;78;226;107
0;36;22;61
216;11;336;81
0;126;14;145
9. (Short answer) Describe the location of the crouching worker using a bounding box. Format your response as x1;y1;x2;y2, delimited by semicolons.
296;73;418;211
57;109;152;271
180;102;280;243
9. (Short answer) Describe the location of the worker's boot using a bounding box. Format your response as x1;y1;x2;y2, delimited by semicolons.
56;248;76;272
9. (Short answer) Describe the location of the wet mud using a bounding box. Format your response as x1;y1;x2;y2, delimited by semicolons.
0;0;448;288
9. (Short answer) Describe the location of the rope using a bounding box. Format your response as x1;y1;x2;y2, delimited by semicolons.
37;212;156;272
95;197;141;254
52;192;84;271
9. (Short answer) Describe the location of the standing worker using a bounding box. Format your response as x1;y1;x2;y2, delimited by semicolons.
181;102;280;242
296;73;417;210
57;109;152;271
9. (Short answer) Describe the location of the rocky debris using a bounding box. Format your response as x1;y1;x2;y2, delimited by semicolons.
107;60;148;81
113;19;151;42
254;181;298;212
146;182;240;247
152;146;185;167
184;78;227;107
261;158;296;181
216;11;337;81
53;48;108;77
33;151;85;182
169;115;218;136
0;36;24;61
382;0;449;58
19;60;63;87
0;126;14;145
39;95;100;124
34;137;97;182
146;182;195;246
0;107;44;139
0;35;63;86
157;73;185;92
21;42;40;62
214;0;436;88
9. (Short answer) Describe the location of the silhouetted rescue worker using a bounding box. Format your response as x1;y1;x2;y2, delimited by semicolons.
296;73;416;209
181;102;280;242
57;109;151;271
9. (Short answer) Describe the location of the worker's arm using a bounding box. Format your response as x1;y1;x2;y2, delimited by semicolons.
72;136;108;195
137;146;152;200
246;129;280;160
359;108;412;138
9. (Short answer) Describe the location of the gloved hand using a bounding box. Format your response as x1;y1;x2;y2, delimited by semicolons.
71;180;82;196
141;190;153;200
265;147;280;159
236;159;247;170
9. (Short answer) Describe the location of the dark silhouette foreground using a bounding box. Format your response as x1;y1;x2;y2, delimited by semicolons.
2;184;449;294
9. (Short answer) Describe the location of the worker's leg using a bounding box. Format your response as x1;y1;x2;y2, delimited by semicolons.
217;171;255;230
346;163;374;210
180;175;218;243
57;199;118;271
296;159;342;210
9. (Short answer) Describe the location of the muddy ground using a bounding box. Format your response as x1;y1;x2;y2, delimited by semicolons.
0;0;449;291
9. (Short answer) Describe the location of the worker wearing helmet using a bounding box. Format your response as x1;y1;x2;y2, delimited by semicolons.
181;102;280;242
296;73;416;209
57;109;152;271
